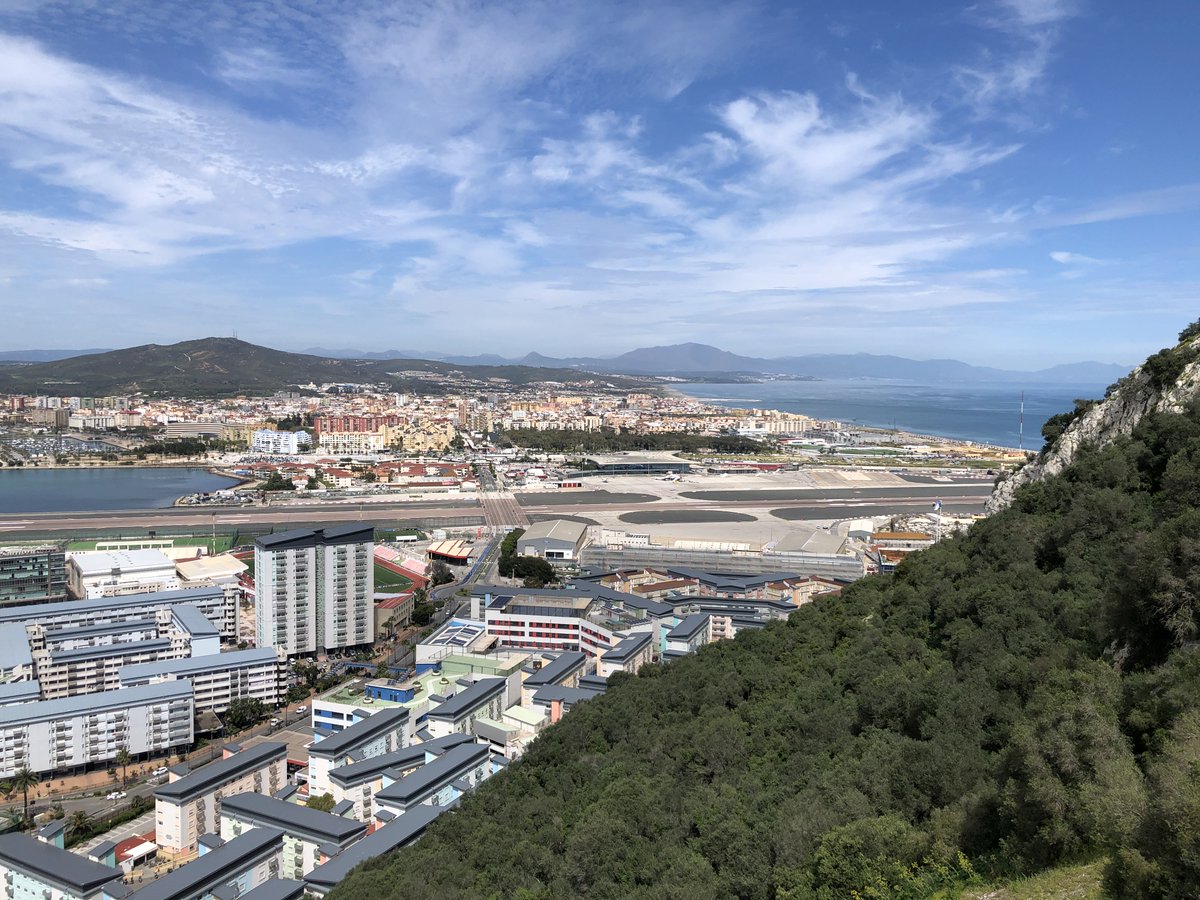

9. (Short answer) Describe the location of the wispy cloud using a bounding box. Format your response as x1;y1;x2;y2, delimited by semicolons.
0;0;1191;361
1050;250;1100;265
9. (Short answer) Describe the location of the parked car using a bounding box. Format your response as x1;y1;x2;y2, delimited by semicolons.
269;718;280;726
295;705;308;714
152;766;168;776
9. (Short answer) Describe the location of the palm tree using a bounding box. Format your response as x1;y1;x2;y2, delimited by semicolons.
66;809;91;837
115;748;132;785
11;767;38;828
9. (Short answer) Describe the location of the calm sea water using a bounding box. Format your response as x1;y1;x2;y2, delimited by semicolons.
0;467;240;513
674;380;1110;448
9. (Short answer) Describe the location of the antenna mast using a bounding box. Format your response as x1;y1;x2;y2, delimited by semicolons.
1019;391;1025;451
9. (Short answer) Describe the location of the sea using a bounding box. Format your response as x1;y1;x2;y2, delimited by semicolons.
0;466;241;514
672;379;1111;448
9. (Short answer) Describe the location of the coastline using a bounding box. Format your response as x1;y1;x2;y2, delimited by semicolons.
663;382;1027;453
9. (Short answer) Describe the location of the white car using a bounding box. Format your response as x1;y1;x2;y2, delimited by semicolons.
152;766;168;776
295;705;308;714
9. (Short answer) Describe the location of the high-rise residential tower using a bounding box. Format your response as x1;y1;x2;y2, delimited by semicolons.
254;525;375;656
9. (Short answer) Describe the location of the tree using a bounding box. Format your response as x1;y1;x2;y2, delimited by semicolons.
307;792;336;812
224;698;267;731
259;472;295;491
11;767;38;829
429;559;454;586
67;810;92;837
375;662;390;678
115;748;132;786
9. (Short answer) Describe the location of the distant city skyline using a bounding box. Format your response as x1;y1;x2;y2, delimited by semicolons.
0;1;1197;368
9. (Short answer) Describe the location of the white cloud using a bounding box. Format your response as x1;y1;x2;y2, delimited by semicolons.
1050;250;1101;265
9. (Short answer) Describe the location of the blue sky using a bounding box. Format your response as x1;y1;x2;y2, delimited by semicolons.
0;0;1197;368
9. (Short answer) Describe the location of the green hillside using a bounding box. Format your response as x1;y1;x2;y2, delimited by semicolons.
0;337;643;397
330;337;1200;898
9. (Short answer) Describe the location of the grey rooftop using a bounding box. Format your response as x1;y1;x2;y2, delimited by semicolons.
308;706;409;760
155;742;287;803
0;833;121;895
303;806;445;891
374;742;489;807
120;648;279;683
219;791;366;845
426;677;505;722
127;828;284;900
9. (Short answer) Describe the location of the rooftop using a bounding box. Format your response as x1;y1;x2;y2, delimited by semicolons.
303;806;445;891
308;707;409;760
67;549;175;577
666;613;710;641
0;621;32;671
0;586;224;627
522;651;587;688
219;792;366;845
519;519;588;544
127;828;283;900
176;555;247;582
155;742;287;803
120;648;279;683
600;632;652;663
328;734;475;788
375;743;489;806
426;677;505;723
0;833;121;894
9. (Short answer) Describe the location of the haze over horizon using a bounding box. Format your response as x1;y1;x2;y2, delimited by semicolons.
1;1;1197;368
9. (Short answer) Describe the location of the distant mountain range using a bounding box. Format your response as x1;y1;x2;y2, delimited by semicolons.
310;341;1131;384
0;339;1129;396
0;338;643;397
0;348;112;362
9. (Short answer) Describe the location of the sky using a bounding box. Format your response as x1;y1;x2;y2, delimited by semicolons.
0;0;1197;368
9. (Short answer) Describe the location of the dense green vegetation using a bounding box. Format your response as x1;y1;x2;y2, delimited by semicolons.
500;427;766;455
331;383;1200;899
0;337;645;397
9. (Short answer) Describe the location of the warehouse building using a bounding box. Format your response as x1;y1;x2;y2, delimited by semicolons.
516;520;589;565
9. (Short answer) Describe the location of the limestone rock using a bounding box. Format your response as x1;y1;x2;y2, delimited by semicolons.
987;337;1200;513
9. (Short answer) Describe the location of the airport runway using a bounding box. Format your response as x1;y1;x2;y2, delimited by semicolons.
0;481;992;535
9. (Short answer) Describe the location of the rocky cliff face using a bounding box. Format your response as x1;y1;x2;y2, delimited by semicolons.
988;336;1200;513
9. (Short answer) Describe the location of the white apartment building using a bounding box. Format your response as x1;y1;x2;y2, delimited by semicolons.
326;734;476;822
596;632;655;678
0;834;123;900
424;677;506;739
255;526;374;657
66;549;180;599
251;429;312;455
372;741;493;816
120;648;285;713
306;708;410;799
26;604;219;701
155;742;288;857
133;828;284;900
316;431;387;454
0;586;234;643
219;793;366;879
0;681;194;779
